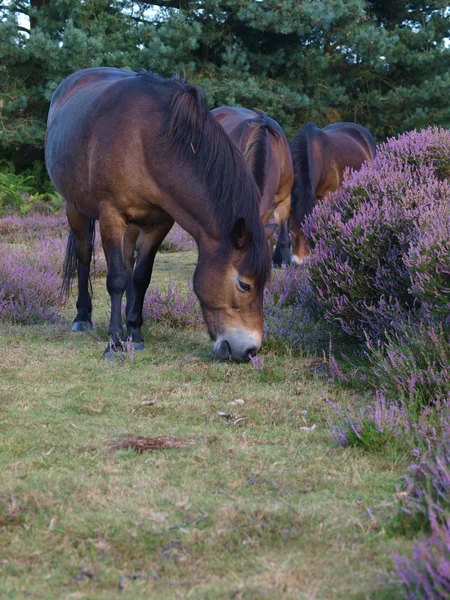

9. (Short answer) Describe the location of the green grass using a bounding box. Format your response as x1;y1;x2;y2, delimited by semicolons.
0;251;411;599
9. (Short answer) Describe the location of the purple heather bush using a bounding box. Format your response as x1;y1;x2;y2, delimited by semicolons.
395;414;450;524
394;514;450;600
142;281;201;329
0;213;68;242
406;207;450;321
263;265;328;354
159;223;196;253
0;237;65;323
366;322;450;406
303;127;450;341
327;392;435;451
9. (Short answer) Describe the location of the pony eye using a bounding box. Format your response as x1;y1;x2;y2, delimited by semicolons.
236;279;251;293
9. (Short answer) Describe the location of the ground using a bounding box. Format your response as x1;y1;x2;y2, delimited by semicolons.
0;250;411;599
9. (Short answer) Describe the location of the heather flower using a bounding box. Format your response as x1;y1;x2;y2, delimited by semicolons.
366;322;450;406
159;223;196;252
304;127;450;341
249;354;265;371
0;237;65;323
263;264;328;354
142;281;201;328
327;392;432;451
406;207;450;321
394;511;450;600
396;413;450;524
0;213;68;242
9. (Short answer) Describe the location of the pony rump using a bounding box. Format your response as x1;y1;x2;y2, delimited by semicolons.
290;123;317;228
162;80;270;284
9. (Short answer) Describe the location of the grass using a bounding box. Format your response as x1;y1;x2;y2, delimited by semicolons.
0;250;412;599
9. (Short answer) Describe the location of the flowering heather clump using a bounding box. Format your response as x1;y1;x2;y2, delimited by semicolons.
265;264;313;307
327;392;433;451
406;207;450;321
0;238;65;323
396;414;450;524
249;354;265;371
394;512;450;600
0;213;68;242
263;265;327;354
304;127;450;341
142;281;201;328
159;223;196;252
367;322;450;406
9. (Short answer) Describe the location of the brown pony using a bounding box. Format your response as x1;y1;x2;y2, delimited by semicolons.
289;122;376;264
212;107;294;267
45;68;273;361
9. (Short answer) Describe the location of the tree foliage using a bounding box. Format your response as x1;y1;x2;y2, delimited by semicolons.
0;0;449;173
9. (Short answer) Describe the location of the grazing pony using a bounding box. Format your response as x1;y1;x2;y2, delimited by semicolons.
45;68;273;361
212;106;294;267
289;122;377;264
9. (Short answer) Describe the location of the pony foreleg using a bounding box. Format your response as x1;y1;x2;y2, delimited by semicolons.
126;220;174;349
99;209;129;357
272;195;291;268
290;229;310;266
123;224;140;321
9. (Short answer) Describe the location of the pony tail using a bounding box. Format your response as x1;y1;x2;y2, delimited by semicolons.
290;125;316;228
60;229;77;302
60;217;96;303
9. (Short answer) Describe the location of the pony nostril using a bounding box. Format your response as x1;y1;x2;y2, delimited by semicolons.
247;347;257;359
214;340;231;361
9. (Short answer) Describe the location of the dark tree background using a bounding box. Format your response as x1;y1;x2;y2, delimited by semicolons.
1;0;449;174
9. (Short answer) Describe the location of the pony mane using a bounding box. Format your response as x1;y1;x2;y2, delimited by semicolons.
290;122;317;228
159;76;270;283
241;111;281;196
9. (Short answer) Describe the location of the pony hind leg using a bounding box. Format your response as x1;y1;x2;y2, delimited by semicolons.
64;205;95;332
126;219;175;348
272;194;291;268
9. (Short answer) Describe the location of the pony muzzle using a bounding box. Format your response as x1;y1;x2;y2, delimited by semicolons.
212;330;262;362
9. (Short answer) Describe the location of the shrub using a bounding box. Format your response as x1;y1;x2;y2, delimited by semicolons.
327;392;433;452
394;513;450;600
396;414;450;525
406;207;450;321
304;127;450;341
159;223;196;252
0;171;35;215
263;265;328;355
0;170;63;216
366;322;450;406
0;238;65;323
0;213;68;242
142;281;201;328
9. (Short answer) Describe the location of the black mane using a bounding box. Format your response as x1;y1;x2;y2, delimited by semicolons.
240;110;282;197
290;122;317;228
157;74;270;284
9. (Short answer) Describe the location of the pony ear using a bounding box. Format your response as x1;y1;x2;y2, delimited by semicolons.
231;217;250;249
264;223;278;239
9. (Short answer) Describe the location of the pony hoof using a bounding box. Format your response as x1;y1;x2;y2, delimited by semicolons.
104;350;118;361
132;342;145;351
72;320;93;332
